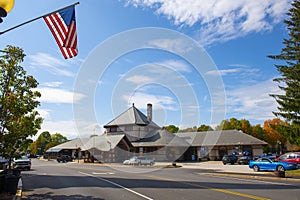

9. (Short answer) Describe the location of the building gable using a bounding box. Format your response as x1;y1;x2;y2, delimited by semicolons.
104;104;160;129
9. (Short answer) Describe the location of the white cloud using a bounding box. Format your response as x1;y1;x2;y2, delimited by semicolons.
226;78;281;121
28;53;75;77
157;60;191;72
36;87;85;104
206;65;261;86
147;38;193;54
125;0;291;46
33;120;104;140
38;120;79;140
122;92;178;111
36;109;51;120
29;53;67;67
206;68;241;76
124;60;191;85
42;82;63;87
126;75;155;84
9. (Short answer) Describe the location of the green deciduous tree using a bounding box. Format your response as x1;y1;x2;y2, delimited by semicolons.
251;124;266;141
0;45;43;168
268;0;300;146
197;124;213;132
163;125;179;133
29;132;68;154
215;118;242;130
35;131;51;155
45;133;68;152
51;133;68;144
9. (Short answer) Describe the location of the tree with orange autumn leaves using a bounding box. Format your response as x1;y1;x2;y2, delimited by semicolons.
214;117;299;150
263;118;287;146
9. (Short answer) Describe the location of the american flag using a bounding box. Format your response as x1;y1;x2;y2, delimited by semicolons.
44;6;78;59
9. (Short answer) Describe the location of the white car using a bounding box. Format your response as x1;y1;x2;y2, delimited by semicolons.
123;159;130;165
125;156;155;166
13;156;31;170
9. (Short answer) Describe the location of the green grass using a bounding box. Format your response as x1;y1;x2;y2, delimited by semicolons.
286;169;300;176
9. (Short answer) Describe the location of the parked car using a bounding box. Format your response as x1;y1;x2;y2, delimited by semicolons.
27;154;39;158
0;156;8;170
274;152;300;166
249;157;298;172
123;159;130;165
254;153;277;161
237;156;251;165
57;155;73;163
125;156;155;166
222;155;237;165
13;156;31;170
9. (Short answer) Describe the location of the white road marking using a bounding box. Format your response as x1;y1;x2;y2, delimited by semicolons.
79;171;153;200
92;172;115;175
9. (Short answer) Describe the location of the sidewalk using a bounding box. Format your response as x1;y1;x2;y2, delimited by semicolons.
164;161;300;181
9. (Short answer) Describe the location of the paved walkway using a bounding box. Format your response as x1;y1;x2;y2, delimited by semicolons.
154;161;260;173
176;161;255;173
155;161;300;182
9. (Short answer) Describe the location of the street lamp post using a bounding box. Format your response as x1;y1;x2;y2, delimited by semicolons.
277;140;282;155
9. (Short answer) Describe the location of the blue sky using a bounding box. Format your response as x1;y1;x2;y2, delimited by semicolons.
0;0;291;139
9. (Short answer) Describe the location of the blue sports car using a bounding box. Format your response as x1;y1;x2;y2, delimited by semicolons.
249;157;298;172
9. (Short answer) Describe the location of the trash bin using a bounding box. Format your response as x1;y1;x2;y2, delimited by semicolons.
5;175;20;194
0;174;5;193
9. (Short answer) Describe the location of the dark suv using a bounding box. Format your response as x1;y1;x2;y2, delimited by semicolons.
57;155;73;163
222;155;237;165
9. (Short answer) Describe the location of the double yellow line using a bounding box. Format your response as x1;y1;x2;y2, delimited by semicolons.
143;174;270;200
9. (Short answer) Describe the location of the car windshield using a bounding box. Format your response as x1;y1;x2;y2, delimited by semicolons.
15;156;29;160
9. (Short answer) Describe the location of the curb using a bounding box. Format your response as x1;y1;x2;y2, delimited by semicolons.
200;172;300;182
13;178;22;200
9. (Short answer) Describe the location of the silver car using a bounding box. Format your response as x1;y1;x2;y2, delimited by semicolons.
13;156;31;170
126;156;155;166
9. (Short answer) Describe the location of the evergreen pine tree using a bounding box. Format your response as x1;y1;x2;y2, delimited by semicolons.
268;0;300;146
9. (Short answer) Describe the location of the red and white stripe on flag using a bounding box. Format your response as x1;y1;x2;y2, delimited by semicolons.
44;9;78;59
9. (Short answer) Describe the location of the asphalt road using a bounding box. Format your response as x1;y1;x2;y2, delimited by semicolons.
21;159;300;200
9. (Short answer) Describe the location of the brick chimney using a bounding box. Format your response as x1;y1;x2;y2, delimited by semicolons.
147;103;152;122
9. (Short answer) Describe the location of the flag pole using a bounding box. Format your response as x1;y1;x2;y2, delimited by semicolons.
0;2;80;35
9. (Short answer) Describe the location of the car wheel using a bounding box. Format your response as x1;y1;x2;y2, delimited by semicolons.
253;165;260;172
277;165;285;172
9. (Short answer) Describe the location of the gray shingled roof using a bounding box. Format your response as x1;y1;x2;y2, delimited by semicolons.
46;138;89;153
176;130;267;146
47;135;131;153
82;134;127;151
132;129;190;147
47;130;267;153
104;105;160;128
